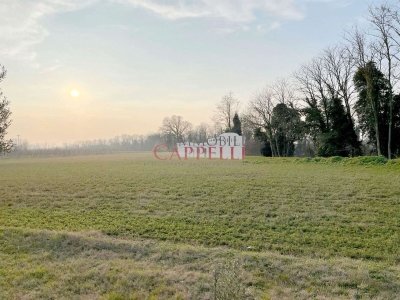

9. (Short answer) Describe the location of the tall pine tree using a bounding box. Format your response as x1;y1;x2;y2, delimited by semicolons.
231;113;242;135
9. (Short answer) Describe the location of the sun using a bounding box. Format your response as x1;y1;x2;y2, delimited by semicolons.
70;89;80;98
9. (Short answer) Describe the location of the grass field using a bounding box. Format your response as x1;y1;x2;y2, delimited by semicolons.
0;153;399;299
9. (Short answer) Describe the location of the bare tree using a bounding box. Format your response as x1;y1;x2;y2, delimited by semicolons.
346;27;383;156
188;123;212;143
214;92;239;132
322;45;357;126
293;44;363;155
271;78;296;107
369;4;399;159
0;65;13;154
294;56;332;132
243;87;279;156
160;115;192;143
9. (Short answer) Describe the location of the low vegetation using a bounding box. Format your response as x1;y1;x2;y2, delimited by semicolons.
0;153;399;299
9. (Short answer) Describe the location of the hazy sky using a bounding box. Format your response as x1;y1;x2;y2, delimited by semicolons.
0;0;393;145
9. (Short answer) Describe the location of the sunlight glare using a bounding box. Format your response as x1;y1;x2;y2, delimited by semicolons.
70;89;80;98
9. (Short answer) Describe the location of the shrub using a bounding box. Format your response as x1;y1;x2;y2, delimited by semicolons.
346;156;388;165
328;156;344;163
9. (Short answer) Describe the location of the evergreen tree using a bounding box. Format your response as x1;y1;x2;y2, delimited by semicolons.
392;95;400;157
353;62;400;156
253;104;303;157
318;98;361;157
271;103;303;157
254;128;272;157
231;113;242;135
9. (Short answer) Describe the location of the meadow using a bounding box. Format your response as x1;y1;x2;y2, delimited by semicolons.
0;153;399;299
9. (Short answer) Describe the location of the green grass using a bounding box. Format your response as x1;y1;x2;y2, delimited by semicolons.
0;153;399;299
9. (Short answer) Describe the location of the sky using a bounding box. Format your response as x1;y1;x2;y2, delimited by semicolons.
0;0;395;145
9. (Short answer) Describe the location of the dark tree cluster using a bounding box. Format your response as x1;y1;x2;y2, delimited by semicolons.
0;65;13;154
242;3;400;158
354;62;400;156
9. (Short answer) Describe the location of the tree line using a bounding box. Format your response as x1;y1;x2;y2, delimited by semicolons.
8;134;164;157
160;4;400;159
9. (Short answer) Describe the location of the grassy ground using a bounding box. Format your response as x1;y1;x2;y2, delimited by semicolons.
0;153;399;299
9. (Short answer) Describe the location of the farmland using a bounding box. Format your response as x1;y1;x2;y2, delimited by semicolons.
0;153;399;299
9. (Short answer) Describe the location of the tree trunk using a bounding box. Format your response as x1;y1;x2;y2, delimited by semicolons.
387;58;393;160
267;129;276;157
343;96;355;131
388;96;393;159
366;71;382;156
274;136;281;157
